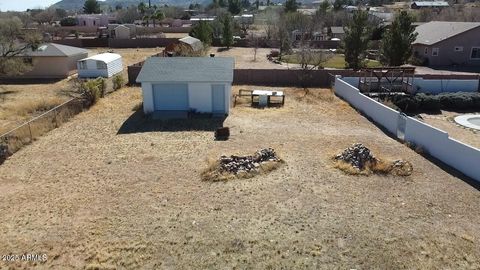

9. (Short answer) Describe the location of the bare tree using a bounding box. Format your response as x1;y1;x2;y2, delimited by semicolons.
295;46;333;95
0;17;41;76
250;34;260;61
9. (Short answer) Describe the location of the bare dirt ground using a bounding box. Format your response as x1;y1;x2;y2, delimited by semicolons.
89;48;163;66
164;33;189;39
420;111;480;149
1;86;480;269
209;47;289;69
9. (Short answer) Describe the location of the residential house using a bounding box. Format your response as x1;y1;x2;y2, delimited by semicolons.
76;14;110;27
10;43;89;79
136;57;234;116
329;26;345;40
410;1;449;9
233;14;254;25
412;21;480;66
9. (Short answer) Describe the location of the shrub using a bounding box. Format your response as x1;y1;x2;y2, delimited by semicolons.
113;74;124;90
60;17;77;26
390;92;480;112
0;144;11;165
416;93;441;111
391;95;419;113
76;78;106;106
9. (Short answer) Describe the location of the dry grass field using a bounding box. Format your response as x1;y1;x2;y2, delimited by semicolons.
1;86;480;269
0;48;159;135
0;80;72;134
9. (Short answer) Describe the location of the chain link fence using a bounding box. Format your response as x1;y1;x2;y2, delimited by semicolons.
0;98;85;163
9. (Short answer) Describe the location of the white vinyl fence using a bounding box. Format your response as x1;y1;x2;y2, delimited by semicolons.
334;77;480;181
339;77;479;94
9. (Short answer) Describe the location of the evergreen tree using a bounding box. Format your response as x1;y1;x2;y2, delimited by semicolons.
284;0;298;13
190;21;213;45
228;0;242;15
343;11;370;70
222;15;234;48
84;0;101;14
380;11;417;66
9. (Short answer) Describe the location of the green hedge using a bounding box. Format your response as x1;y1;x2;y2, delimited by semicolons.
391;92;480;113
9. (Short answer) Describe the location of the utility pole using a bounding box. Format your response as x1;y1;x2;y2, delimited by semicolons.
148;0;151;8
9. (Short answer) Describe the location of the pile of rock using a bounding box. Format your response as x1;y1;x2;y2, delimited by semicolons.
219;148;280;174
334;143;377;170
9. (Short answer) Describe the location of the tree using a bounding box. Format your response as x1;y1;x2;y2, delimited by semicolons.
60;17;77;26
343;11;370;70
380;11;417;66
284;0;298;13
151;10;165;27
296;46;332;93
116;6;141;24
138;2;147;14
228;0;242;15
190;21;213;45
318;0;330;14
277;15;292;59
33;9;55;24
55;8;67;19
222;14;234;48
84;0;101;14
0;17;41;76
333;0;345;11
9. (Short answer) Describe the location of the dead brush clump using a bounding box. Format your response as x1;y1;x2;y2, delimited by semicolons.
8;98;64;117
293;89;335;104
201;148;284;182
333;143;413;176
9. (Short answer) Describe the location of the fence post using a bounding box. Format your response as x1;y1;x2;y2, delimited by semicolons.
28;122;33;142
53;107;58;128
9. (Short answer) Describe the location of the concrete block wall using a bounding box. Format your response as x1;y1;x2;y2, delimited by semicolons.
334;77;480;181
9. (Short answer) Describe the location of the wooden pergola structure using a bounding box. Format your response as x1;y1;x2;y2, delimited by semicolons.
358;67;416;96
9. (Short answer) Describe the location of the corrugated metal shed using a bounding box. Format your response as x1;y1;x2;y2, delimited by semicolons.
179;36;204;52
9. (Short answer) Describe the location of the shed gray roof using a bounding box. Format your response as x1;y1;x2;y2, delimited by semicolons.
413;21;480;45
179;36;204;52
412;1;449;7
25;43;89;57
330;26;345;34
136;57;235;83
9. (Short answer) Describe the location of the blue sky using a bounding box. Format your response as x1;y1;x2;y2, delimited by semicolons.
0;0;59;11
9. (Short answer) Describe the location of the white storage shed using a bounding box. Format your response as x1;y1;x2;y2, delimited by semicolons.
136;57;234;116
77;53;123;78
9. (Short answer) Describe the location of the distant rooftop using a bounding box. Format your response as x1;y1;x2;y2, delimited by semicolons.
411;1;449;7
25;43;88;57
330;26;345;34
414;21;480;45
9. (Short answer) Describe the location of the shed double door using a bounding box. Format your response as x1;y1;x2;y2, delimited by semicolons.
212;84;225;113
